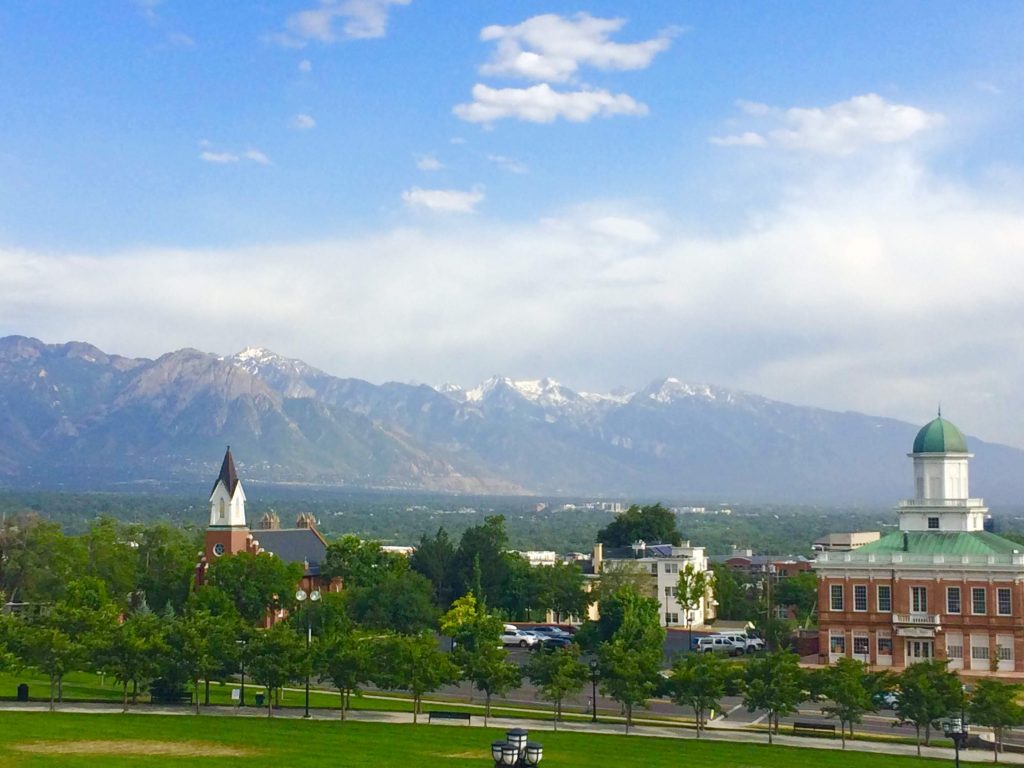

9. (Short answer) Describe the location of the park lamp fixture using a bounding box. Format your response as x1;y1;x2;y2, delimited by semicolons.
295;588;321;718
942;716;969;768
491;728;542;767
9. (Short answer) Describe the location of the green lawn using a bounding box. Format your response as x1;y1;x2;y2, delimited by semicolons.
0;712;955;768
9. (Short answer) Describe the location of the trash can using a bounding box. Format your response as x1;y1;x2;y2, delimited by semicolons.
16;684;28;702
255;693;265;707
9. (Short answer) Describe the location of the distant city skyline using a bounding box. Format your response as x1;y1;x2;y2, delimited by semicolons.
1;2;1023;446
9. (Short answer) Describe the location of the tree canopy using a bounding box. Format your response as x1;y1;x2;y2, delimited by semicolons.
597;503;681;547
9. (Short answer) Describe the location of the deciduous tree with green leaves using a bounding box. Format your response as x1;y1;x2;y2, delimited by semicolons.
969;678;1024;761
677;562;709;645
316;629;377;721
245;623;304;717
894;659;962;755
524;644;589;730
743;651;806;744
373;631;460;723
596;503;681;548
204;551;304;626
815;658;875;748
98;610;167;712
668;651;735;737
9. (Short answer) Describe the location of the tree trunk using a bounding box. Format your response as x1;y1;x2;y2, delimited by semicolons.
840;720;846;749
267;687;273;717
194;679;200;714
122;682;129;713
340;688;346;721
995;726;1001;762
131;678;138;705
915;725;921;756
485;692;491;727
553;699;558;731
767;710;774;745
625;704;632;734
925;722;931;746
49;674;56;712
58;675;63;703
413;694;419;724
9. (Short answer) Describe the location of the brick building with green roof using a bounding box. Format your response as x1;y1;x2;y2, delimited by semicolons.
814;414;1024;675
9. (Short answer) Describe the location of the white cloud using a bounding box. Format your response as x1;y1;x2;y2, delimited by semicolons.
975;80;1001;95
415;154;443;171
709;131;767;147
281;0;411;45
478;13;675;83
243;149;271;165
401;186;484;214
454;83;648;124
133;0;162;22
292;113;317;130
165;32;196;48
587;216;659;245
714;93;943;155
7;164;1024;446
298;59;313;73
199;151;239;164
199;146;271;165
487;155;528;174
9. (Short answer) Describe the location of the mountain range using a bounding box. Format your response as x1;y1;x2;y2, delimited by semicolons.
0;335;1021;503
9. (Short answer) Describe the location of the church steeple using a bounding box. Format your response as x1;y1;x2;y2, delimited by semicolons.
208;446;247;528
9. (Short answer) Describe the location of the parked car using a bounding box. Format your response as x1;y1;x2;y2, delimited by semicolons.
528;626;572;640
873;690;899;709
501;624;540;648
540;635;574;649
694;636;743;656
714;632;765;654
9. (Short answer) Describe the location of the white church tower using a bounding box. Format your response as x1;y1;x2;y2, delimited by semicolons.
898;412;988;532
208;446;247;528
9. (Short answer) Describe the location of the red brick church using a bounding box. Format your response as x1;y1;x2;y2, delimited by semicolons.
195;447;332;598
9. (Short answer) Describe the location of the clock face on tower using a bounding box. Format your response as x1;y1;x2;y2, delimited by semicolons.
213;543;225;557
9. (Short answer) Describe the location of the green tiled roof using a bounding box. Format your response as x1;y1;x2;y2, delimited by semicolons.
913;417;968;453
856;531;1020;556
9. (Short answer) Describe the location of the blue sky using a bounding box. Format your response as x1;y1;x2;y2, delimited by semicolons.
2;1;1024;446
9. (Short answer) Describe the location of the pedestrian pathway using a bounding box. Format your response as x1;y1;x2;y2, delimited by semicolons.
0;700;1013;764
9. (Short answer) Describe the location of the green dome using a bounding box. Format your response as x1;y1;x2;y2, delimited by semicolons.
913;416;968;454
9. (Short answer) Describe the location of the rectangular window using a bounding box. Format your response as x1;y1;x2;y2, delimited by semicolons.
854;585;868;612
973;588;987;615
877;585;892;612
948;644;964;659
830;584;844;611
972;645;990;661
998;588;1012;616
877;634;893;654
650;564;657;575
928;516;940;529
853;635;869;655
947;587;961;615
830;633;846;654
912;586;927;613
998;645;1013;661
664;612;678;624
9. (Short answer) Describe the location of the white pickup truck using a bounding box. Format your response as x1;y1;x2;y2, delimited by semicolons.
714;632;765;654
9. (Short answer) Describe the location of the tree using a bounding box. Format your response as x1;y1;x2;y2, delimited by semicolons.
245;623;304;716
441;593;519;725
596;503;681;548
316;629;377;721
894;659;962;755
166;611;220;713
135;523;199;615
0;514;86;604
535;562;589;623
668;652;734;737
346;570;438;634
710;564;750;621
409;527;457;608
204;551;304;626
321;535;407;589
969;679;1024;761
14;623;78;711
452;516;512;606
596;585;665;733
774;572;818;628
82;517;139;605
743;651;806;744
676;562;709;645
373;632;460;723
524;645;589;730
98;611;167;712
816;658;875;748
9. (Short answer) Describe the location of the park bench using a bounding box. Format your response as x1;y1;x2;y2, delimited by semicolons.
792;721;836;738
427;711;471;724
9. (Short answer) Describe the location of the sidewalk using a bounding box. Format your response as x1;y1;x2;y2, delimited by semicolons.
0;701;1014;764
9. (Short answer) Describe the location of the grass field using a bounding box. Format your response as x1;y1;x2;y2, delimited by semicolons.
0;712;957;768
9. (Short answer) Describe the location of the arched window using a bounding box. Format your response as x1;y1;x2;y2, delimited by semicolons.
219;498;226;520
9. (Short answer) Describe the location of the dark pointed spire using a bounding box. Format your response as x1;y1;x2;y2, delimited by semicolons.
212;446;240;496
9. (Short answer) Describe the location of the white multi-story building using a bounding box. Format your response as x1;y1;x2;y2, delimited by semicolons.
592;541;715;628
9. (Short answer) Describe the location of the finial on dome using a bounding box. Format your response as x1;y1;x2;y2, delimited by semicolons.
937;403;942;418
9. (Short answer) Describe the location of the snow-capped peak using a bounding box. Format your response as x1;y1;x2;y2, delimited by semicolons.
645;378;722;404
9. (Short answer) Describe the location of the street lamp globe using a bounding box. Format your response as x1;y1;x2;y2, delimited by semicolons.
524;742;544;766
491;741;506;763
500;744;518;766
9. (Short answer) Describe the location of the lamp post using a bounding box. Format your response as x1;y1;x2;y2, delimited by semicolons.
589;659;599;723
295;587;321;718
491;728;543;767
236;638;247;707
942;716;968;768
